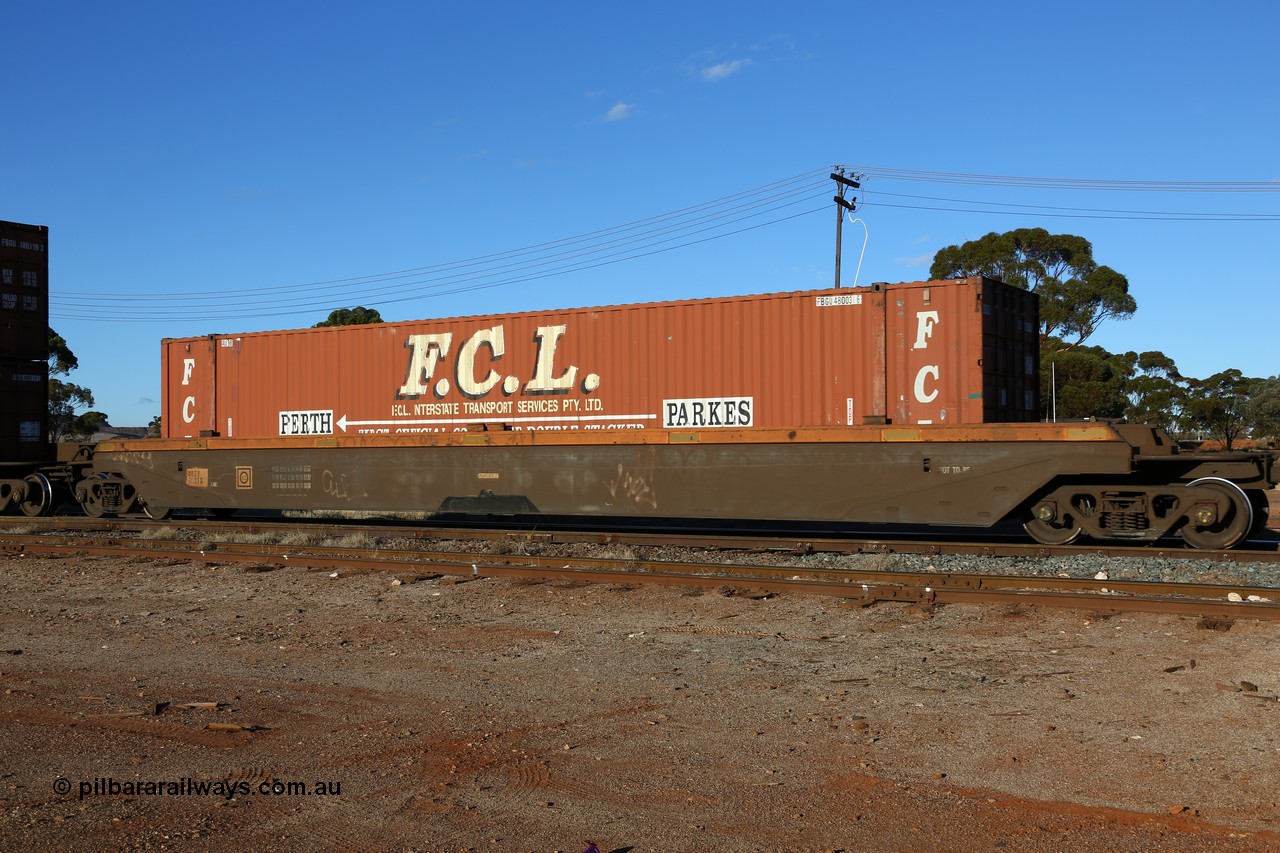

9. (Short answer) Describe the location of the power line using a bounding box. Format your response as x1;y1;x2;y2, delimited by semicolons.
56;178;830;309
47;165;1279;323
849;166;1280;193
864;198;1280;222
866;189;1280;220
54;169;832;301
50;195;831;321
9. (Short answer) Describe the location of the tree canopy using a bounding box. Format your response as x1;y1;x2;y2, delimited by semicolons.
1181;369;1257;451
48;328;107;442
314;306;384;327
929;227;1136;350
926;227;1276;443
1247;378;1280;444
1120;350;1186;436
1040;346;1130;421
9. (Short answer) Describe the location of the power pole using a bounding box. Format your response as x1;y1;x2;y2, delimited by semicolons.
831;168;860;288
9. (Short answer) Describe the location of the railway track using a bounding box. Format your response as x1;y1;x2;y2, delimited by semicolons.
4;513;1280;560
4;516;1280;621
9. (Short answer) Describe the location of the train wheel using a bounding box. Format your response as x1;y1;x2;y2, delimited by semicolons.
1024;493;1090;546
1024;515;1084;546
1180;478;1252;550
77;474;109;518
142;502;172;520
1248;490;1271;535
18;474;54;518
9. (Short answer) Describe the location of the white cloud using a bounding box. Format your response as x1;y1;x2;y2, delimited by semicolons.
603;101;635;122
701;58;751;82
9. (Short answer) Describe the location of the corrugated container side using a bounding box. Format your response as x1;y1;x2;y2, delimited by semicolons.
0;221;49;361
162;278;1040;440
0;357;49;463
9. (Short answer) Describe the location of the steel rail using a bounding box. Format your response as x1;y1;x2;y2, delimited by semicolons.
5;535;1279;621
3;514;1280;562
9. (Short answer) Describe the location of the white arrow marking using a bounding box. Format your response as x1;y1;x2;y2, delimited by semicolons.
337;413;656;433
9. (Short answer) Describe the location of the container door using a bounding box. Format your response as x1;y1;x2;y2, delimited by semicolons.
884;281;985;425
162;338;216;438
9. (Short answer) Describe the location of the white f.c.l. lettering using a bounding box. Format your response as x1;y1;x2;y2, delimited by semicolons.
913;310;940;349
914;365;940;404
456;325;505;397
525;325;578;394
396;333;454;398
181;358;198;423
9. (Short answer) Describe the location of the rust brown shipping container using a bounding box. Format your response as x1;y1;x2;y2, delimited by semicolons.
0;221;49;360
0;358;49;463
161;277;1039;440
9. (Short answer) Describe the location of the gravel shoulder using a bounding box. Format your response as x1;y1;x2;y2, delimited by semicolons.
3;546;1280;852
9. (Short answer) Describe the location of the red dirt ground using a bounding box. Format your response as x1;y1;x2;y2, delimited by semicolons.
3;548;1279;852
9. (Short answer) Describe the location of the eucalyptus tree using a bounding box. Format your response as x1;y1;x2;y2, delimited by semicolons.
1182;369;1257;450
314;306;384;327
930;228;1136;350
1122;351;1186;435
47;328;107;442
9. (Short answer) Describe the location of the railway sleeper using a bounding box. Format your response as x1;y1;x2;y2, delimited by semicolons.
1026;477;1261;550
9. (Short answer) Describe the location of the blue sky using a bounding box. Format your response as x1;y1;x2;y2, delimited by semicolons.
6;1;1278;426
